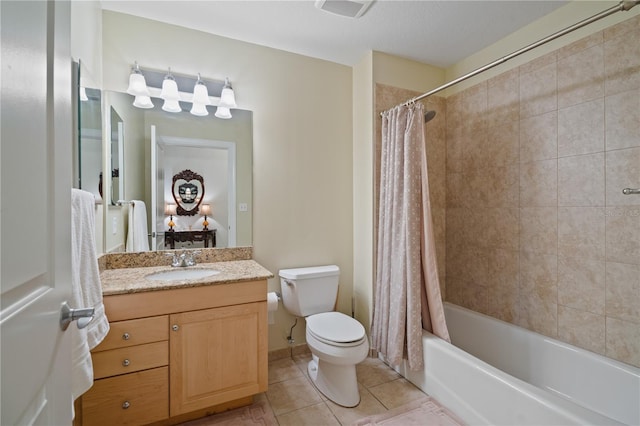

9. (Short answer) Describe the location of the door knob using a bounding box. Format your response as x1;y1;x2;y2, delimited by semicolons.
59;301;95;331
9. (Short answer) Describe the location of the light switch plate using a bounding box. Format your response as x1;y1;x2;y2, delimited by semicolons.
239;203;248;212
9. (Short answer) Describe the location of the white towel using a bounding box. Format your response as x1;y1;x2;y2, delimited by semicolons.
126;200;150;252
70;189;110;403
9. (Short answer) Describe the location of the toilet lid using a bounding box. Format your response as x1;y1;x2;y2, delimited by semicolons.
306;312;365;343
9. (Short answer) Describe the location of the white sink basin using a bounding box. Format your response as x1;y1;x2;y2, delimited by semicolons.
146;268;220;282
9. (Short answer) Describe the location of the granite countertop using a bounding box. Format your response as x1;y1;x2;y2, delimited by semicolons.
100;259;274;296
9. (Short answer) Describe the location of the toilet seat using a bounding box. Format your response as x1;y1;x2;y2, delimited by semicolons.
306;312;366;347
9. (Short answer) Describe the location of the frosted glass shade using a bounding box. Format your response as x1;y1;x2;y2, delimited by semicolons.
192;82;210;105
133;95;154;109
127;72;150;97
190;102;209;116
214;106;232;119
162;99;181;113
160;77;179;101
219;86;237;109
79;86;88;101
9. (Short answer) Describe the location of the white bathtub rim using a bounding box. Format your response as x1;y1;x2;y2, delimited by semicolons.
394;331;626;426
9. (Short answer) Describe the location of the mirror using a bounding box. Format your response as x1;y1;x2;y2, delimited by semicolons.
109;107;124;205
78;88;102;201
102;90;253;252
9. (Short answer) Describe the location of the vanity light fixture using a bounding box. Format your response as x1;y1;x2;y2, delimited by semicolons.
126;64;238;118
200;204;212;231
160;68;181;113
218;77;237;109
126;62;150;97
190;73;210;116
133;95;154;109
214;106;232;119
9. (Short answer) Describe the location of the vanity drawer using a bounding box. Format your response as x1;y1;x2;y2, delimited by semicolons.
93;315;168;351
82;366;168;426
92;341;168;379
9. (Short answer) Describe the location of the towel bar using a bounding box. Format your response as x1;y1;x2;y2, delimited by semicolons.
622;188;640;195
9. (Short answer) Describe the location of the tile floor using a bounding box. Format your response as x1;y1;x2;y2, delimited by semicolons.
197;352;432;425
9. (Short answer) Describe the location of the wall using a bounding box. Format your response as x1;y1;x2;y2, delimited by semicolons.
102;11;353;352
70;0;102;88
445;14;640;367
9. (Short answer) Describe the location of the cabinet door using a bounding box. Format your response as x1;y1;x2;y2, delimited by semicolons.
170;302;267;416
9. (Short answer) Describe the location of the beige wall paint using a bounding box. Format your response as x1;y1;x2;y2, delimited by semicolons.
445;1;640;95
70;1;102;88
352;51;374;332
102;11;353;352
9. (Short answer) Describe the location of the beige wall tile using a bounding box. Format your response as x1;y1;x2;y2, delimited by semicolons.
486;166;520;208
558;207;605;261
604;14;640;41
519;51;556;75
605;207;640;265
520;207;558;255
605;261;640;323
558;256;605;314
606;317;640;366
558;305;605;355
484;121;520;167
487;68;520;128
520;159;558;207
558;98;604;157
520;62;557;119
606;147;640;206
605;90;640;151
446;172;465;208
557;31;603;59
557;44;604;109
462;127;488;171
519;250;557;336
487;248;519;322
558;153;605;207
462;82;487;133
520;111;557;162
484;208;520;250
604;25;640;95
446;127;464;173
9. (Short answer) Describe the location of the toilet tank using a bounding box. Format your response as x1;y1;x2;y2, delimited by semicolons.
279;265;340;317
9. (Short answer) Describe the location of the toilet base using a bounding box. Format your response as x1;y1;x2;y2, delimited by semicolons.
308;355;361;408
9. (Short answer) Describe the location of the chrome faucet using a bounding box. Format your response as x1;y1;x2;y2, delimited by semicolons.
167;250;200;267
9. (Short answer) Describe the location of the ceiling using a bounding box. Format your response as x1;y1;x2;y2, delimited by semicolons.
101;0;570;68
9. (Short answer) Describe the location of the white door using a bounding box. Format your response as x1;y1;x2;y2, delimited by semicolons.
1;1;74;424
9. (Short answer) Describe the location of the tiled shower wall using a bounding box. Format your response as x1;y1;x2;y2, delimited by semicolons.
445;14;639;367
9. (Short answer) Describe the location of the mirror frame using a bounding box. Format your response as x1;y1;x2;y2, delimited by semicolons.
172;169;205;216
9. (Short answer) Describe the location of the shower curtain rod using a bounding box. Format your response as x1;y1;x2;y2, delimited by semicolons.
383;0;639;114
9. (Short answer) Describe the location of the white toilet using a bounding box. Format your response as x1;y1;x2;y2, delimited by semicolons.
279;265;369;407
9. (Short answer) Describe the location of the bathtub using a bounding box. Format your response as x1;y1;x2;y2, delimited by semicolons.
394;303;640;425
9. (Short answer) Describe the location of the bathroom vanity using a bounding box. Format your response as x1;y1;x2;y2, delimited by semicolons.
77;257;272;426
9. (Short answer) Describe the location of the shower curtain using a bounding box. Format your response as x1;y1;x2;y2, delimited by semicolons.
372;102;450;371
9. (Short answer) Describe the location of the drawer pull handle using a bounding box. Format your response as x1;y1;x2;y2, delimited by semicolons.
122;359;130;367
122;332;130;340
122;401;131;410
172;324;179;332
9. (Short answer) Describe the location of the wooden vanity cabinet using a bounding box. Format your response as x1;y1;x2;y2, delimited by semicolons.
79;280;268;426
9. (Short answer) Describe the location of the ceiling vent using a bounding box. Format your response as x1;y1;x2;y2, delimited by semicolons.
314;0;374;18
